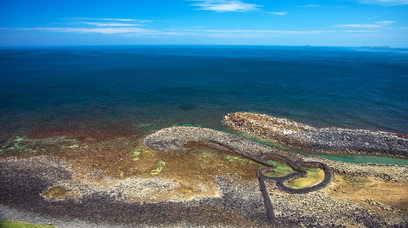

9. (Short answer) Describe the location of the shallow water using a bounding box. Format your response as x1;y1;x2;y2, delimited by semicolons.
315;154;408;166
1;45;407;164
235;131;408;166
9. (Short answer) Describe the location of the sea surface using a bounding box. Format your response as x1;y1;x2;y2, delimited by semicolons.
1;45;407;164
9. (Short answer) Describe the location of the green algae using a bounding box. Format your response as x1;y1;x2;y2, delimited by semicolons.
6;136;27;151
288;168;324;189
132;148;143;161
150;160;166;175
65;144;79;149
0;220;57;228
261;160;325;189
263;160;295;178
14;136;26;142
0;136;79;155
118;146;151;178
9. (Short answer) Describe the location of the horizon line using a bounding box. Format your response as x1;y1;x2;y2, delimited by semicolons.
0;44;405;49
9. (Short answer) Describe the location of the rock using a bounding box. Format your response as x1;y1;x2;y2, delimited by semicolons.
224;112;408;158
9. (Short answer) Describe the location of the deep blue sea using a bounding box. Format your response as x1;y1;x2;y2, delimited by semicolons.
1;46;407;163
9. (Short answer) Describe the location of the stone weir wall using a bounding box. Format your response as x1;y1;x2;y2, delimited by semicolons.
224;112;408;158
144;126;333;225
143;126;333;195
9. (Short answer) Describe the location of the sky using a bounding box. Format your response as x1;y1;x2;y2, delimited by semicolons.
1;0;408;47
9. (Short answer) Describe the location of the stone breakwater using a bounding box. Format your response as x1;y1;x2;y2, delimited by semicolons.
144;126;332;225
144;126;272;156
224;112;408;158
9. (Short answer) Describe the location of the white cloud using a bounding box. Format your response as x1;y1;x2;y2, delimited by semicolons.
267;12;288;15
357;0;408;6
65;18;152;23
337;24;381;28
81;22;139;27
189;0;262;12
344;30;380;33
20;27;154;34
375;21;395;25
98;18;153;23
2;17;158;35
336;20;395;28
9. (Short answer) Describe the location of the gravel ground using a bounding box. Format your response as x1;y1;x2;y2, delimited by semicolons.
0;155;269;227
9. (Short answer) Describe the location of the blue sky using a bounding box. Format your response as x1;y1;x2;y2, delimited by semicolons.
1;0;407;47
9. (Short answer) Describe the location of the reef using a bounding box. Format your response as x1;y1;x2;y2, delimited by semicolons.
224;112;408;158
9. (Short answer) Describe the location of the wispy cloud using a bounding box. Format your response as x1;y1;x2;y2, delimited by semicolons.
299;4;322;7
19;27;154;34
267;12;288;15
336;20;395;28
10;17;155;34
65;18;152;23
80;22;139;27
343;30;380;33
357;0;408;6
188;0;262;12
165;28;330;35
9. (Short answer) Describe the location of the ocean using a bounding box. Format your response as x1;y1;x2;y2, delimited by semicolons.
1;45;407;164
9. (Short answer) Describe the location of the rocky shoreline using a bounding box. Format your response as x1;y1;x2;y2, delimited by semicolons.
224;112;408;158
1;118;407;227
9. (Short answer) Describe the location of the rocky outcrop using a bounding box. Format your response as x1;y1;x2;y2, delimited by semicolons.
224;112;408;158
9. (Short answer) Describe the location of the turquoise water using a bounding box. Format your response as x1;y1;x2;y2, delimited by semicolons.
234;132;408;166
316;154;408;166
0;46;407;164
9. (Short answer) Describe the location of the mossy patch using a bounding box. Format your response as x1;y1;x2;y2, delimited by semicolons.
263;160;295;178
0;220;57;228
288;168;325;189
150;160;167;175
0;136;78;155
131;146;149;161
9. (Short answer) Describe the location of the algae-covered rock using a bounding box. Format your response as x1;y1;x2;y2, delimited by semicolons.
0;220;57;228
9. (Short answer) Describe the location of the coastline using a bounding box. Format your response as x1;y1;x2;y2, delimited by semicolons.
1;116;408;227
